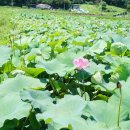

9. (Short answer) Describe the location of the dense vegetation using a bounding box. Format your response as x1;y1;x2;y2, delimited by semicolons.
0;7;15;44
0;6;130;130
0;0;130;9
0;6;127;45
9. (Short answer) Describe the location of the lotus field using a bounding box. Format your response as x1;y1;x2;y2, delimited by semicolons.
1;11;130;130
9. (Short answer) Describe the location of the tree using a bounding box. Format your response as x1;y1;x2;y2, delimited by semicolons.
72;0;84;4
52;0;71;9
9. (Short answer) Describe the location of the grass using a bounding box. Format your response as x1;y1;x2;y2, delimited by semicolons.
0;7;15;44
0;5;129;44
80;4;127;16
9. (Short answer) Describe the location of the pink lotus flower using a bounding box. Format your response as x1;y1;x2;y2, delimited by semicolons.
73;57;89;70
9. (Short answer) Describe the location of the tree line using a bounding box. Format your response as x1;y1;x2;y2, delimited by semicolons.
0;0;129;9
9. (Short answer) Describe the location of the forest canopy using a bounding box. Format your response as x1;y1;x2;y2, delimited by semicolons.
0;0;129;9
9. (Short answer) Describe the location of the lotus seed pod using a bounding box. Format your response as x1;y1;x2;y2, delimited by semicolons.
91;71;103;85
110;42;127;56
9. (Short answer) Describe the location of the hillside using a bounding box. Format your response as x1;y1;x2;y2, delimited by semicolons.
80;4;127;16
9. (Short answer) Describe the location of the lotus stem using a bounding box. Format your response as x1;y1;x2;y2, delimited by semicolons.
117;82;122;127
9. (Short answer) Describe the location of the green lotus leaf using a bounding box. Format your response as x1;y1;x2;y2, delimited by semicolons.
109;73;120;83
0;119;18;130
83;120;130;130
111;85;130;115
12;55;21;67
36;95;87;130
93;81;116;91
114;63;130;81
0;93;31;128
24;48;41;65
36;59;67;77
91;71;103;85
122;36;130;50
120;77;130;88
103;55;130;66
82;120;117;130
112;34;124;43
15;36;33;49
40;44;51;59
110;42;127;56
1;61;14;73
0;75;46;95
103;55;120;65
84;61;111;75
86;99;128;128
89;40;107;55
119;121;130;130
20;90;54;112
24;67;44;77
0;46;12;67
72;36;87;46
90;71;116;91
12;50;21;67
56;50;86;68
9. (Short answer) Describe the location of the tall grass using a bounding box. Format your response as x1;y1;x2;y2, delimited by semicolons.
0;7;15;44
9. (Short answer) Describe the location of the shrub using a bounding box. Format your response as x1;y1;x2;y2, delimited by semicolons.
127;4;130;12
85;1;94;4
72;0;84;4
100;1;107;11
52;0;71;9
40;0;53;4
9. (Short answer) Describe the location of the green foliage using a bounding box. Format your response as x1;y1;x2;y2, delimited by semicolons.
100;1;107;11
102;1;107;10
127;4;130;11
0;0;128;9
0;46;12;67
37;95;87;130
0;7;130;130
0;7;15;44
110;42;127;56
52;0;71;9
72;0;84;4
0;93;31;128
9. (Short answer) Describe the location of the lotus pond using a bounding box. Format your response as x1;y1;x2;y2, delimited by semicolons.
0;9;130;130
